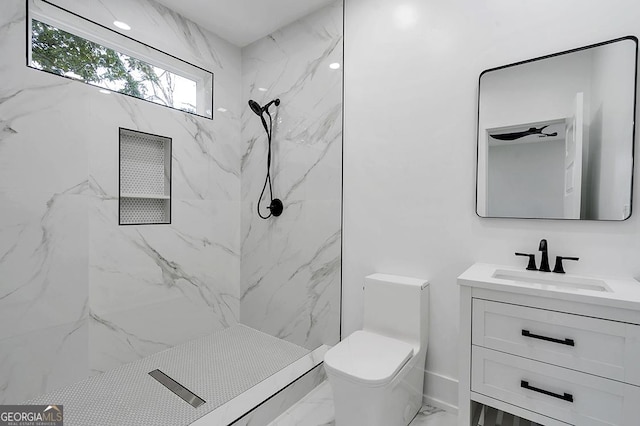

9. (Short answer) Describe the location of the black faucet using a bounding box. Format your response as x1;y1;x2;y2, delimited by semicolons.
538;239;550;272
515;253;537;270
553;256;580;274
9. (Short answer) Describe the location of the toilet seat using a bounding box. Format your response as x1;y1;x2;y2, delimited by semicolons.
324;330;414;386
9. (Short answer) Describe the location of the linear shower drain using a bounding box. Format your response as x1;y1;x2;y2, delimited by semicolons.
149;369;206;408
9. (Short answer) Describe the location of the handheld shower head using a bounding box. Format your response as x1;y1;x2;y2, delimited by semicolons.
248;97;283;220
248;100;263;116
248;99;281;116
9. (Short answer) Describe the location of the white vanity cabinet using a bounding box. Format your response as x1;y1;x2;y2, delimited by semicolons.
458;263;640;426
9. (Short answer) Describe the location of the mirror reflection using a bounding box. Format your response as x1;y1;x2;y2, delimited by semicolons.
477;37;638;220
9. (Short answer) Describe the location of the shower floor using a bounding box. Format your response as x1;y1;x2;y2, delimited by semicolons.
28;324;310;425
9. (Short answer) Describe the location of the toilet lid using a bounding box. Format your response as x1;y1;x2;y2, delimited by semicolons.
324;330;414;386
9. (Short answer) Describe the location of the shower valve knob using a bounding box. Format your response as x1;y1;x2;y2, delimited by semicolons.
269;199;284;217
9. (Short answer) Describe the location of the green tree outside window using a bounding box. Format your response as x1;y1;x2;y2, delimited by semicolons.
31;20;196;113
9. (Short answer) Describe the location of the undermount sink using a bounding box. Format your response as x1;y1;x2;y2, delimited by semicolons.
492;269;611;292
459;263;640;312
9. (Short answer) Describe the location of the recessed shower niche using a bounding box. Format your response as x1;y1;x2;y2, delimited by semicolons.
119;128;172;225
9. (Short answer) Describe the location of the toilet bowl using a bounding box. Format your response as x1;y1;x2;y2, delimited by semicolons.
324;273;429;426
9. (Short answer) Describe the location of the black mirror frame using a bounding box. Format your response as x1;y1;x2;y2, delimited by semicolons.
475;36;639;221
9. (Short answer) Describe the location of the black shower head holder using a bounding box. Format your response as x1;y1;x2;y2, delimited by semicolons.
248;99;281;116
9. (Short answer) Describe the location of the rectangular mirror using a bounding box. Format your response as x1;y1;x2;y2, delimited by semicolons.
476;37;638;220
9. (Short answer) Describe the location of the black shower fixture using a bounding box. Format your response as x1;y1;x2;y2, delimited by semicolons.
249;98;283;219
491;125;558;141
249;99;280;116
249;99;263;116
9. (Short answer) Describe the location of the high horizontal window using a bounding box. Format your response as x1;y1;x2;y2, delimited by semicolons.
28;0;214;119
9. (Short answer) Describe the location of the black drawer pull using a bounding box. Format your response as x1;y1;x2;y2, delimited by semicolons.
521;380;574;402
522;329;575;346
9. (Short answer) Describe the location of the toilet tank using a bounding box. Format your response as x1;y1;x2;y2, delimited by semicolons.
363;273;429;351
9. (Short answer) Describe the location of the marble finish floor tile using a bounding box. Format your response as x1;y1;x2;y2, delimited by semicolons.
410;408;458;426
267;381;457;426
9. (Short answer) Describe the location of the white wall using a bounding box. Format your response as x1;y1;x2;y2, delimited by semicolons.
488;140;565;218
344;0;640;409
588;41;636;219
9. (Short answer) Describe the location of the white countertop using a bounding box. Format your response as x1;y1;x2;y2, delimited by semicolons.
458;263;640;311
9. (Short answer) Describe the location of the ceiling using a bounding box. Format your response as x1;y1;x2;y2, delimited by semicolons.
154;0;336;47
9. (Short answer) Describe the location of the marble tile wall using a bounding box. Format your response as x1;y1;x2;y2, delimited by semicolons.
240;1;343;349
1;0;343;404
0;0;241;402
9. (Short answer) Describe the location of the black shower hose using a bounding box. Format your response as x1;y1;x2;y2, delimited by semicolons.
257;112;274;220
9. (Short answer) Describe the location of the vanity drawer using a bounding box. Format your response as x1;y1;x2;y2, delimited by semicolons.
471;346;640;426
472;299;640;385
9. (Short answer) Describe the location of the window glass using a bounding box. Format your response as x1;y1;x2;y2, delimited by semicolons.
29;15;212;118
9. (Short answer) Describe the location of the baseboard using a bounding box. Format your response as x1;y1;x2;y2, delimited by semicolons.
423;370;458;414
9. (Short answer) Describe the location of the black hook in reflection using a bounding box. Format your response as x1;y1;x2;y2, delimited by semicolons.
491;125;558;141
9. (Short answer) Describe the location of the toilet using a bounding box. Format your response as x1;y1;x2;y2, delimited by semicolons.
324;273;429;426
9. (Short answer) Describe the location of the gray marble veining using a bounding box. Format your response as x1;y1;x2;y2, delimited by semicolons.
1;0;343;407
240;1;343;350
0;0;241;403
